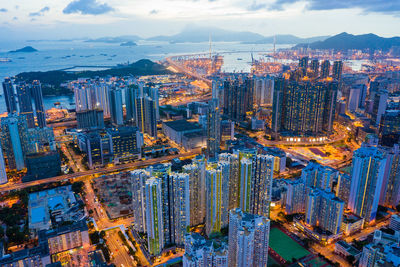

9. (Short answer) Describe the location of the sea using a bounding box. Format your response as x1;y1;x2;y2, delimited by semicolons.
0;40;366;113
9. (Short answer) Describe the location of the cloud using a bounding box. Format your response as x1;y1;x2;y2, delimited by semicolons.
13;17;18;20
270;0;400;14
29;6;50;17
149;9;158;15
63;0;114;15
0;8;7;12
248;1;267;11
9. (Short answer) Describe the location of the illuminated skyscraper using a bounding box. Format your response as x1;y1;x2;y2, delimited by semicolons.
206;99;221;159
0;143;8;184
320;60;330;78
301;161;338;191
271;78;338;136
125;85;138;124
332;61;343;81
183;233;229;267
109;87;123;126
250;155;274;217
145;177;164;255
131;169;150;233
299;56;309;76
1;114;28;170
183;161;206;226
348;146;386;224
285;178;306;214
16;83;34;128
144;96;158;138
239;158;252;212
2;78;17;114
311;59;319;77
149;163;173;245
228;208;270;267
305;187;344;235
170;173;190;245
218;153;239;211
31;81;46;128
222;76;254;122
379;145;400;208
335;173;351;205
205;161;230;236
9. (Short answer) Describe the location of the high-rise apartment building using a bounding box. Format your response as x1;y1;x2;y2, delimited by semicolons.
218;153;239;211
272;78;338;136
205;161;230;236
379;145;400;208
1;114;28;170
0;143;8;184
2;78;18;114
31;80;46;128
145;177;164;255
170;173;190;245
320;60;330;78
332;61;343;81
222;76;254;122
183;162;206;226
301;161;338;191
109;88;123;126
131;169;150;233
183;233;228;267
311;59;319;77
16;83;35;128
228;208;270;267
206;99;221;159
335;173;351;205
285;178;306;214
305;187;344;235
348;146;387;224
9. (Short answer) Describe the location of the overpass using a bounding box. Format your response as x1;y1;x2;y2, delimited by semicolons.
0;150;200;193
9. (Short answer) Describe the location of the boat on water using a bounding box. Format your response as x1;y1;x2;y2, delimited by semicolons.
237;58;243;60
0;58;12;62
54;102;61;106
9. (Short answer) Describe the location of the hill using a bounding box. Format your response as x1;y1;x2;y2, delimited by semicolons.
85;35;142;43
295;32;400;51
15;59;171;96
249;34;329;44
9;46;38;53
147;26;264;43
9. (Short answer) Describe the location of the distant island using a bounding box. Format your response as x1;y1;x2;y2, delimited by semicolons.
9;46;38;53
295;32;400;51
120;41;137;47
85;35;141;44
15;59;171;96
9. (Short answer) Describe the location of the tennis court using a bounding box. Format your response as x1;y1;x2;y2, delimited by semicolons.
269;228;310;262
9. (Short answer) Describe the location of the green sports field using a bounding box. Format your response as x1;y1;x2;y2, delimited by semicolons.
269;228;310;262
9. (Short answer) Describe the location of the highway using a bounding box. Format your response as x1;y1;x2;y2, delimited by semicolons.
0;149;200;193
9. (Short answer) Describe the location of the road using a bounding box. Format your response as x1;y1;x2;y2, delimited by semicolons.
344;218;390;243
106;229;136;267
0;149;200;193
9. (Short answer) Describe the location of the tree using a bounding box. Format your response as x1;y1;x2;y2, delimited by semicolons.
346;255;355;264
72;181;84;194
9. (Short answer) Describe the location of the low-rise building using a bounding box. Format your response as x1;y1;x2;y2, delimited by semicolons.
340;213;364;236
334;240;361;261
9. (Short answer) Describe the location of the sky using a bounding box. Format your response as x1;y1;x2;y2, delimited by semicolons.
0;0;399;40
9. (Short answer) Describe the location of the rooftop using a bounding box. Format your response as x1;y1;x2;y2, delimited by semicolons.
163;119;201;132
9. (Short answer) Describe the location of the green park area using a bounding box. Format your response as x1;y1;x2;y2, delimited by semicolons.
269;228;310;262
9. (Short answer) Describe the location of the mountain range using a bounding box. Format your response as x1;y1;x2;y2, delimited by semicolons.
295;32;400;51
25;28;400;51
